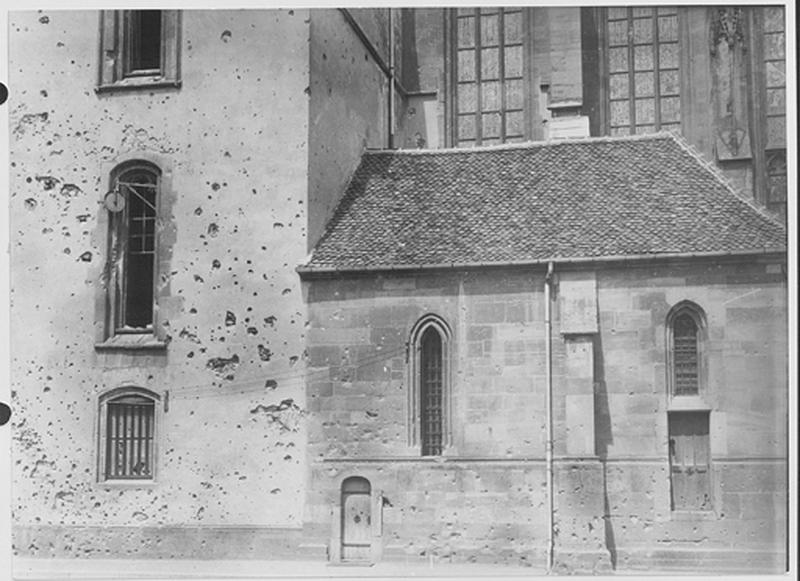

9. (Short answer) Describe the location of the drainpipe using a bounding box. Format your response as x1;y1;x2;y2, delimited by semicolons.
388;8;395;149
544;261;555;573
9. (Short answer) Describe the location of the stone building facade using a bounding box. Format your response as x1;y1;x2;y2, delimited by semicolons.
8;8;394;560
298;136;787;573
8;4;790;574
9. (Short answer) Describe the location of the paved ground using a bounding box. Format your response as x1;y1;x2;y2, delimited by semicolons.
13;557;773;580
11;558;551;581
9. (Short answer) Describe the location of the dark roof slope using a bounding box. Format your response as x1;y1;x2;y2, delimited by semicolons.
303;133;785;271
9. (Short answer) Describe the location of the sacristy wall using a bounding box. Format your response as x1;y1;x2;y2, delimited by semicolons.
301;257;786;571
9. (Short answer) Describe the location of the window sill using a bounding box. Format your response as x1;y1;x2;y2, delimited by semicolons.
98;479;157;489
96;79;181;94
670;509;717;521
667;396;711;411
95;334;168;352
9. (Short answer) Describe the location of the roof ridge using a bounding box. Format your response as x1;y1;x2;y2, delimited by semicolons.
365;131;674;157
666;132;787;231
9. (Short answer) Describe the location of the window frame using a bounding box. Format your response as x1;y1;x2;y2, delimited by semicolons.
407;315;453;455
666;301;707;404
600;6;684;136
446;7;532;147
97;9;181;93
765;150;787;220
106;161;161;339
97;386;161;484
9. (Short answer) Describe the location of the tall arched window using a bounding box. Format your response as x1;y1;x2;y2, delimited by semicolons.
107;162;161;335
98;387;160;481
409;315;452;456
667;301;706;398
420;327;444;456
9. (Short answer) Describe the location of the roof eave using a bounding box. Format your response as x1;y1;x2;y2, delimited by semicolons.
296;248;787;278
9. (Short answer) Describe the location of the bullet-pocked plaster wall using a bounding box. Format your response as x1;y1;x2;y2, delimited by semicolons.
10;9;313;558
302;258;787;572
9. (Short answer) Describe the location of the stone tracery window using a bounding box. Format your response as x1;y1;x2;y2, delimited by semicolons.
766;152;787;221
605;6;681;135
452;7;526;146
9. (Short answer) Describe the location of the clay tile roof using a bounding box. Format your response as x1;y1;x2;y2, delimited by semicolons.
303;133;786;271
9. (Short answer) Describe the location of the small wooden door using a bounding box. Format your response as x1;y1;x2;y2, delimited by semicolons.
668;412;711;510
341;477;371;562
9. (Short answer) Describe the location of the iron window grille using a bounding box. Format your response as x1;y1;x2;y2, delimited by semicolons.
667;301;706;400
409;315;452;456
99;388;159;482
420;327;444;456
672;313;699;396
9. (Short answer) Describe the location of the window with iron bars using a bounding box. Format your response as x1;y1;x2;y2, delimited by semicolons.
667;302;705;399
99;388;159;482
672;313;699;396
420;327;444;456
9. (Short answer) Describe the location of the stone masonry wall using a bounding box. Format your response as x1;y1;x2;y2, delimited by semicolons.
303;257;787;572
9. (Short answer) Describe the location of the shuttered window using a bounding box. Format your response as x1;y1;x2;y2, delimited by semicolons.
105;394;156;480
668;412;711;510
453;7;526;146
672;313;699;396
606;6;681;135
420;327;444;456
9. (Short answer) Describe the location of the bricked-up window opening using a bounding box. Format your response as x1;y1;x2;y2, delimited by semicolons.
103;392;157;480
420;327;444;456
109;163;160;334
605;6;681;136
673;313;699;396
668;411;711;510
125;10;162;76
453;7;526;147
766;152;787;221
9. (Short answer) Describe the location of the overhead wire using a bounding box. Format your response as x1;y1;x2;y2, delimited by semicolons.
166;343;408;400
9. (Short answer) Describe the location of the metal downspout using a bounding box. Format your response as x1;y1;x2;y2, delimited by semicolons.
544;261;555;573
388;8;395;149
